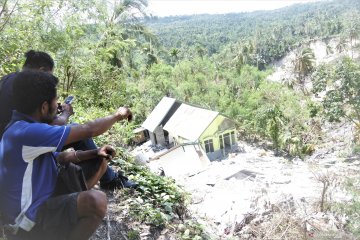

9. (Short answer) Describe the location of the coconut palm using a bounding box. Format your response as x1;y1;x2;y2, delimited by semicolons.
95;0;159;69
142;44;158;68
232;42;254;73
335;37;347;53
293;47;315;92
195;45;206;59
170;48;180;64
106;0;148;25
257;105;286;155
349;27;358;58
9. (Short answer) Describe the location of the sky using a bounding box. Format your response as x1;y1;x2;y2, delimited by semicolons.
147;0;321;17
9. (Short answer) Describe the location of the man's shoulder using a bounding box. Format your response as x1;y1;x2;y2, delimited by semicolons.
11;120;56;132
7;121;54;138
5;121;68;151
0;72;18;92
0;72;18;82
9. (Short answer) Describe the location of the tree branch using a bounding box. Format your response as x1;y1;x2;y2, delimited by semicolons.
0;0;9;18
0;0;19;33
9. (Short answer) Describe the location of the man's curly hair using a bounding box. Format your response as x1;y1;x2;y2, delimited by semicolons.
13;71;59;115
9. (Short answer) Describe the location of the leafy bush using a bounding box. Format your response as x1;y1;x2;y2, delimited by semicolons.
352;144;360;155
177;221;208;240
87;147;208;238
334;178;360;237
111;156;190;228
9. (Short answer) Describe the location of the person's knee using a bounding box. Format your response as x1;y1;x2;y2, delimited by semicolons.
79;190;107;218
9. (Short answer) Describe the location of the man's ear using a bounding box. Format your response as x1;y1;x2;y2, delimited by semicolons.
39;67;53;74
41;101;49;115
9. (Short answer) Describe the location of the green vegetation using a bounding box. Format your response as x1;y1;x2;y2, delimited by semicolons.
312;57;360;138
335;178;360;236
1;0;359;156
177;221;206;240
123;160;189;227
2;0;360;237
146;0;360;66
106;153;208;238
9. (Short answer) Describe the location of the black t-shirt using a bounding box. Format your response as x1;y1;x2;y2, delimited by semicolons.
0;72;18;138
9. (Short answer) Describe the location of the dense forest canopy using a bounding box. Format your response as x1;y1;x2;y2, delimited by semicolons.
146;0;360;67
0;0;360;157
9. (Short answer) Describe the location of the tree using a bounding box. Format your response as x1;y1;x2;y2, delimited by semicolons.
195;45;206;59
257;105;285;155
142;44;158;68
345;10;360;58
293;47;315;92
311;64;332;95
335;37;347;53
0;0;18;33
317;58;360;132
324;38;333;56
169;48;180;65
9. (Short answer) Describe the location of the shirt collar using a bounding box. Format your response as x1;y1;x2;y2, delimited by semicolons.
11;110;38;123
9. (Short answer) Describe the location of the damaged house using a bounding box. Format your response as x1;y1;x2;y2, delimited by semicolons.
141;97;181;146
139;97;237;161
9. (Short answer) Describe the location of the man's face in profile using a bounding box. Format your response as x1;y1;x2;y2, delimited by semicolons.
41;97;58;124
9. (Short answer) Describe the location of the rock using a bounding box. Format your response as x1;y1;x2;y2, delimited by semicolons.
258;150;267;157
134;153;149;165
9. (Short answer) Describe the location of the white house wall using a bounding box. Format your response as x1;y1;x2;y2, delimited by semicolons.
149;132;156;145
147;144;210;180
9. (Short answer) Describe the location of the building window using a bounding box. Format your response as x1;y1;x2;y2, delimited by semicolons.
204;139;214;153
219;135;224;149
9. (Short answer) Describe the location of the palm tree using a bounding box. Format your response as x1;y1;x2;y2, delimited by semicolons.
257;105;285;155
195;45;206;59
349;27;358;58
233;45;248;73
293;47;315;92
170;48;180;65
335;37;347;53
107;0;148;26
349;28;358;46
95;0;158;69
346;11;360;58
281;77;296;90
142;44;158;68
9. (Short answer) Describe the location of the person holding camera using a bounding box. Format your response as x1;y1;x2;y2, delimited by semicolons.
0;50;136;190
0;71;132;240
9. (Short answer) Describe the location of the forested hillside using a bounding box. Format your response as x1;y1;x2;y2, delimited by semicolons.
1;0;360;157
146;0;360;67
1;0;360;237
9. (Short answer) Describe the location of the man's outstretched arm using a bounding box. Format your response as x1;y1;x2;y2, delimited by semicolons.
64;107;132;145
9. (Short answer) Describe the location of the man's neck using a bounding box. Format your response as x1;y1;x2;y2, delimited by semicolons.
28;111;42;122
